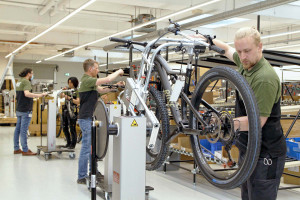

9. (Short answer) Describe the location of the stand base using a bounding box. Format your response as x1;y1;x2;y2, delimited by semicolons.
87;176;154;199
37;145;76;160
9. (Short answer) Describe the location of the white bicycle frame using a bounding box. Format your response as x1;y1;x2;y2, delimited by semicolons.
121;31;209;149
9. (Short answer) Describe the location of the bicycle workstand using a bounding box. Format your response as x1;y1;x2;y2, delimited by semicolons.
89;100;153;200
37;91;75;160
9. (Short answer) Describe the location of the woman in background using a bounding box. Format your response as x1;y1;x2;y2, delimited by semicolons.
61;77;80;149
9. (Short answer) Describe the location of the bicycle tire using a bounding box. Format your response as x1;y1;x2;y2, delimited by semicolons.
56;113;63;138
146;86;170;170
189;66;261;189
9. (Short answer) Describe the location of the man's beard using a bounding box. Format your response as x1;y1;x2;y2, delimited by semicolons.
242;61;255;70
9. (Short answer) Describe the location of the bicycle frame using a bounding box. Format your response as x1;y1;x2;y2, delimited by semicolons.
122;31;217;149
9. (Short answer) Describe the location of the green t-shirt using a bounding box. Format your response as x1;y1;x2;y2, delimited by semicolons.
16;78;33;112
78;74;97;92
233;52;281;117
78;74;98;119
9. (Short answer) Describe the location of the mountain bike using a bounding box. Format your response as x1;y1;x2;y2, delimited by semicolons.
109;20;261;189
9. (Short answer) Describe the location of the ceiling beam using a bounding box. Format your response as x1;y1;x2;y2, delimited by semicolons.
119;0;299;43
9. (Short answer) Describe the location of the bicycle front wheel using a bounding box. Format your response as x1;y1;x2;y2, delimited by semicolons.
146;86;170;170
189;66;261;189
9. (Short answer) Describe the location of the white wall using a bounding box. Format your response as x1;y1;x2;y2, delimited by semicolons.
13;59;126;90
274;66;300;83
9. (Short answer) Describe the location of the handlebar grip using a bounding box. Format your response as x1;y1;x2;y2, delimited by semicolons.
109;37;129;43
210;45;225;54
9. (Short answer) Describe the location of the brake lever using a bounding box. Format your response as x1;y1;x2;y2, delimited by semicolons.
168;19;181;34
169;19;180;28
204;35;216;45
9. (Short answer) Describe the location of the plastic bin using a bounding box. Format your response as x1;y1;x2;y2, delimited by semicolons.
211;142;223;159
286;138;300;160
200;139;211;150
200;139;224;159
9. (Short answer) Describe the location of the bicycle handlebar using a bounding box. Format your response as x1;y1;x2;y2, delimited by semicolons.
110;37;129;43
177;31;225;55
210;45;225;54
109;37;148;47
101;84;125;89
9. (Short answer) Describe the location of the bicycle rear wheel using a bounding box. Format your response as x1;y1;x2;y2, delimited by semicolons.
189;66;261;189
146;86;170;170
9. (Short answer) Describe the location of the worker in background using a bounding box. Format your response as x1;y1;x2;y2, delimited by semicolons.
197;27;286;200
77;59;124;184
60;77;80;149
14;68;47;156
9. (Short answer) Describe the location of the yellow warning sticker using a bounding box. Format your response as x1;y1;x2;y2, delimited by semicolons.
114;106;118;109
131;119;138;127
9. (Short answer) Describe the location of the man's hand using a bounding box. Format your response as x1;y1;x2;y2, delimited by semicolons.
117;69;124;76
191;34;207;42
39;92;48;98
116;81;125;86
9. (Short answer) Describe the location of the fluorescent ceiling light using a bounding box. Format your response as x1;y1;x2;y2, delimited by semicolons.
267;43;300;50
178;14;212;25
123;35;142;39
42;0;221;61
36;60;42;64
261;30;300;39
200;17;249;29
226;29;300;45
5;0;96;58
289;1;300;6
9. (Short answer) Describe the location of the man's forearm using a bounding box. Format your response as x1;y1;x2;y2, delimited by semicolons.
234;116;268;131
24;91;42;98
97;86;112;93
96;70;122;86
234;116;249;131
212;39;235;61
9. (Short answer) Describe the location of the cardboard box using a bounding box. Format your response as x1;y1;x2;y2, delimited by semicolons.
31;98;38;124
222;145;239;163
178;136;191;149
282;95;300;101
281;119;300;138
37;97;53;124
202;91;213;104
29;124;47;136
283;166;300;185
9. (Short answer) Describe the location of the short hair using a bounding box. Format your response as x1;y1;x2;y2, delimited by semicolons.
83;59;98;72
68;77;79;88
234;27;261;46
19;68;32;77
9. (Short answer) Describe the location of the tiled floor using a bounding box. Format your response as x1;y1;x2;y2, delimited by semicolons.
0;126;299;200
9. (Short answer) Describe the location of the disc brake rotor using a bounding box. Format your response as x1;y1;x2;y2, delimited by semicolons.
219;110;235;142
206;112;221;143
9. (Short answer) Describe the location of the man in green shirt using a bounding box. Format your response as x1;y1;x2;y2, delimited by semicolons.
14;68;47;156
198;27;286;199
77;59;124;184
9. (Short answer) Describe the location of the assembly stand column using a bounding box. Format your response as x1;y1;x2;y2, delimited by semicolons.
91;117;98;200
112;116;146;200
